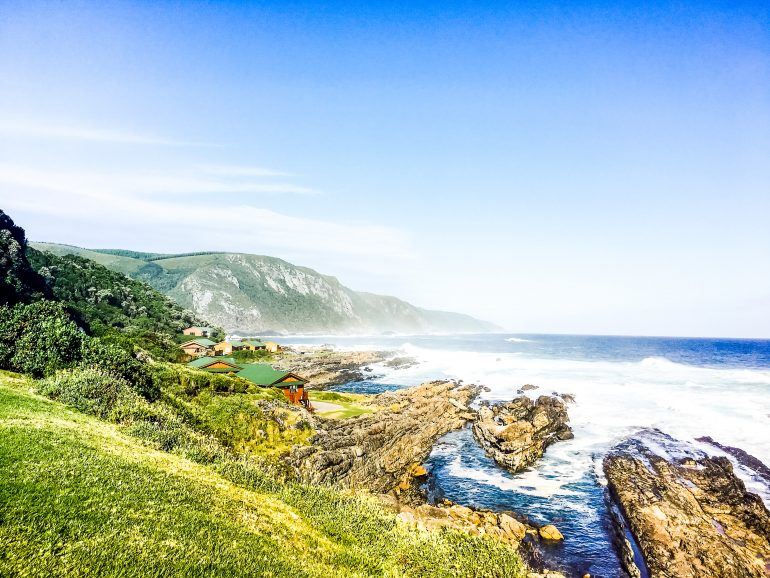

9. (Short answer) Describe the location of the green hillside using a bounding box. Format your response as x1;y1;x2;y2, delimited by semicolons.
30;243;500;334
0;371;525;578
31;243;147;276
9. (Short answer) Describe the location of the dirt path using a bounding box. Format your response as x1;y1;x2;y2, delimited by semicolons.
310;401;345;414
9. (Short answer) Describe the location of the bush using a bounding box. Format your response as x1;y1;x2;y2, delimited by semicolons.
38;367;138;420
80;337;157;400
0;301;84;377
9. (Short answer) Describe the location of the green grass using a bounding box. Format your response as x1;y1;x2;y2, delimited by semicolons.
0;372;526;578
308;391;375;419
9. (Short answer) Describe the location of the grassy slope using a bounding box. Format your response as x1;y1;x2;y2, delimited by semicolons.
30;243;146;276
0;372;525;578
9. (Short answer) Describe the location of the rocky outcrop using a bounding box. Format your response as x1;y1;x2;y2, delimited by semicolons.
472;396;573;473
377;495;567;577
274;348;391;388
697;436;770;486
287;381;479;495
604;429;770;578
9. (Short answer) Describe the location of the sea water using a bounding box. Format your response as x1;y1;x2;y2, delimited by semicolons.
283;334;770;577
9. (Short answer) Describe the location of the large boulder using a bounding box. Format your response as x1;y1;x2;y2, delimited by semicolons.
472;395;573;473
603;429;770;578
287;380;479;495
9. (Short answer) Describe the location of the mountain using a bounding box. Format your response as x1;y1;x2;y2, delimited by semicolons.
31;243;500;335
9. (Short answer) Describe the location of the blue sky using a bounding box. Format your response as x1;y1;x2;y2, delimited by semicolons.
1;1;768;336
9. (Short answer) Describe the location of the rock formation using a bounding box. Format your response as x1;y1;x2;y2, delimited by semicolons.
274;348;391;388
377;495;567;577
604;429;770;578
472;396;573;473
287;380;478;495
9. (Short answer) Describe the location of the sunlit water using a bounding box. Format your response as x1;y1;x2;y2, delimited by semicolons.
281;334;770;577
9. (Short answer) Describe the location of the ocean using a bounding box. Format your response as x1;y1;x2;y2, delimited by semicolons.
283;333;770;577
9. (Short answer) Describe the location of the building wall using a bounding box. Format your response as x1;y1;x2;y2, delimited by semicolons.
214;343;233;355
281;386;304;404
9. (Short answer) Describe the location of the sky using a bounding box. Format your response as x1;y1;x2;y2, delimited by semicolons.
0;1;768;337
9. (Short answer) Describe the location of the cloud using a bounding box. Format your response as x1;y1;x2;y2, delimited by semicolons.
0;165;320;196
0;164;411;260
200;165;291;178
0;119;213;147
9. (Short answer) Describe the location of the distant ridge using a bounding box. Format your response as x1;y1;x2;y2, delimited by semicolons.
32;242;500;335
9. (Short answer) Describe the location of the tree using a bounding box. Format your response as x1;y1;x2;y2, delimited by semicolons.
0;209;48;305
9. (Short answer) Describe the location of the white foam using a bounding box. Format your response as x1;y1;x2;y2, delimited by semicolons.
377;344;770;503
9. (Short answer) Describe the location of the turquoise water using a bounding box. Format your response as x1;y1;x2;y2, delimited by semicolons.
287;333;770;577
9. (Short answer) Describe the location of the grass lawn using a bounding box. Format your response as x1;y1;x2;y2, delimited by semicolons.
0;372;526;578
308;391;375;419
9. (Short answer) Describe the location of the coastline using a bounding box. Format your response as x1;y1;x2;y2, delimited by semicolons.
286;336;770;577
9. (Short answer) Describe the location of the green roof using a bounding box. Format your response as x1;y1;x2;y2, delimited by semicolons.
187;356;240;369
235;364;306;387
183;338;216;347
241;339;265;347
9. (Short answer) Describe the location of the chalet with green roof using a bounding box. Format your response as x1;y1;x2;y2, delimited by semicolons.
187;356;241;372
213;339;267;355
185;359;309;405
180;338;216;357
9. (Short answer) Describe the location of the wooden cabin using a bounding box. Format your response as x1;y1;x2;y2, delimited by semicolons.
186;356;242;373
213;341;240;355
234;364;309;405
180;338;216;357
263;341;282;353
240;339;267;351
182;326;214;337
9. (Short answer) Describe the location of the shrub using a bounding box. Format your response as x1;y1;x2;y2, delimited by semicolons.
38;367;138;420
0;301;84;377
80;337;157;400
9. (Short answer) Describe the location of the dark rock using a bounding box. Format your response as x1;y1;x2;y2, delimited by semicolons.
603;429;770;578
696;436;770;486
472;395;573;473
517;383;539;394
383;356;419;369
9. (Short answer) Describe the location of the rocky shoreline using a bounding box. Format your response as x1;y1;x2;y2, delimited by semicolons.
286;377;575;576
274;347;395;388
287;380;479;495
603;429;770;578
279;352;770;578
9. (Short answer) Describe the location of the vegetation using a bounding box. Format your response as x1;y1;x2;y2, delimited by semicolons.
0;373;526;577
27;248;223;359
309;391;375;419
0;210;526;576
231;348;275;363
0;209;49;305
0;301;84;377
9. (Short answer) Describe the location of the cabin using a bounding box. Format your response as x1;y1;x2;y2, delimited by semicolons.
263;341;282;353
240;339;267;351
180;338;216;357
187;356;242;373
213;340;242;355
183;326;214;337
213;339;266;355
235;364;309;405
